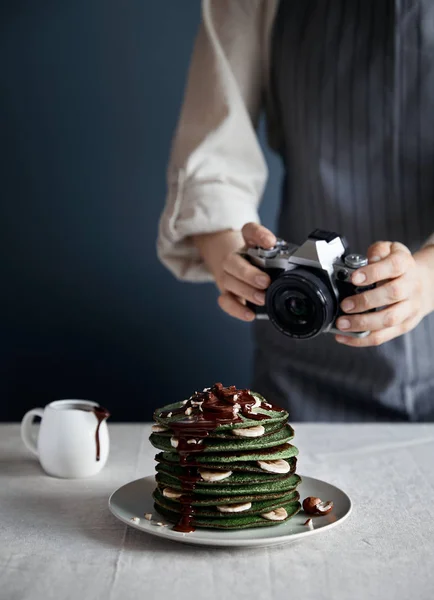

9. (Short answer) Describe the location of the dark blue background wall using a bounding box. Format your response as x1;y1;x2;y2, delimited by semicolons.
1;0;281;421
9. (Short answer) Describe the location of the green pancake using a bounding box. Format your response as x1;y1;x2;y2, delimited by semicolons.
153;487;300;517
155;472;301;497
154;442;298;465
155;451;298;473
150;425;294;454
153;419;285;440
154;501;301;530
155;474;301;506
153;392;289;433
155;461;297;484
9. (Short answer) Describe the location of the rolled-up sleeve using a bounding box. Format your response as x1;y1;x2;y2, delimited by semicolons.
157;0;276;281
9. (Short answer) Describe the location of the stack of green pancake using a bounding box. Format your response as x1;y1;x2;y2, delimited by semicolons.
149;386;301;531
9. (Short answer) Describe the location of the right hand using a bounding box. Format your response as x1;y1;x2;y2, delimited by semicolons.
193;223;277;322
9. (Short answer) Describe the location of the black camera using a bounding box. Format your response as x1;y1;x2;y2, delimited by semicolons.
241;229;374;339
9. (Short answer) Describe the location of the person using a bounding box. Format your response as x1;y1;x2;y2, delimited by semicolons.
157;0;434;421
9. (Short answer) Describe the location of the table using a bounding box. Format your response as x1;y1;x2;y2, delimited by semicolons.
1;423;434;600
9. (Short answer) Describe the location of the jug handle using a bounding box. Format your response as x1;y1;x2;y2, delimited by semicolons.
21;408;44;455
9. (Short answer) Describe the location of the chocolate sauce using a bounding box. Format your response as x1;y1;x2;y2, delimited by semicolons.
178;467;200;491
74;404;110;461
173;495;196;533
93;406;110;461
159;383;285;533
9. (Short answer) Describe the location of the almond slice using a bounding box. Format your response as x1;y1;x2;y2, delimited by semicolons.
170;436;179;448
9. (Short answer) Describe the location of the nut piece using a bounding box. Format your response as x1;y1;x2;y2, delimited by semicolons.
302;497;334;515
233;425;265;438
130;517;140;524
151;424;169;433
217;502;252;513
187;439;197;444
257;459;290;474
162;487;183;500
185;407;193;416
144;513;153;521
303;518;314;529
251;395;262;408
198;469;232;482
261;507;288;521
170;436;179;448
167;412;173;418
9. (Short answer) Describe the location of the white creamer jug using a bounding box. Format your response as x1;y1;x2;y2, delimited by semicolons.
21;399;110;478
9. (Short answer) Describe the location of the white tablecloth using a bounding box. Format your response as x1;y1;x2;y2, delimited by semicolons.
1;423;434;600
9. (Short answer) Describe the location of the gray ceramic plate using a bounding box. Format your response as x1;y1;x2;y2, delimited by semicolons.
108;475;352;548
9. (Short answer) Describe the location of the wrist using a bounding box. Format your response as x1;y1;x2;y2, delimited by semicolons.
414;244;434;315
192;230;244;280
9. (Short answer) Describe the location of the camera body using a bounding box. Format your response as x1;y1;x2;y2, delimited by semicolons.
242;229;373;339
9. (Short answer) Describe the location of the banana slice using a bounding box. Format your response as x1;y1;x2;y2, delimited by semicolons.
217;502;252;513
162;487;183;500
232;425;265;438
261;507;288;521
257;459;290;474
152;424;169;433
198;469;232;482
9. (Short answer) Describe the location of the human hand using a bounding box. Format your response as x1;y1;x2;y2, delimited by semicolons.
193;223;276;321
335;241;434;347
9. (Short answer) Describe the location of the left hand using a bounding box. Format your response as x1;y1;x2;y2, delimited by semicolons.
335;241;434;347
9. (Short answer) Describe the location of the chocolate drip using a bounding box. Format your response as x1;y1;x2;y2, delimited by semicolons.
74;404;110;461
173;495;196;533
157;383;285;533
93;406;110;461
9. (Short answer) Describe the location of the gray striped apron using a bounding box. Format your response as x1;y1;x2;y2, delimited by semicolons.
253;0;434;421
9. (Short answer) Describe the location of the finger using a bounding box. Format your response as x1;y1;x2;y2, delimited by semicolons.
241;222;276;249
341;273;412;313
223;253;271;289
334;315;420;347
218;293;255;322
336;300;412;333
366;241;392;263
351;244;413;286
222;272;266;306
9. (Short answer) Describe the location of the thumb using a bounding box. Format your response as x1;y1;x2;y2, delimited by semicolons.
241;222;276;249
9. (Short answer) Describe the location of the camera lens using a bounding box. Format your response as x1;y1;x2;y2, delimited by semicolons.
266;269;337;339
284;292;313;323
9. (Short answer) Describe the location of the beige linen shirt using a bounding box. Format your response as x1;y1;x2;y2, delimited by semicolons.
157;0;434;283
